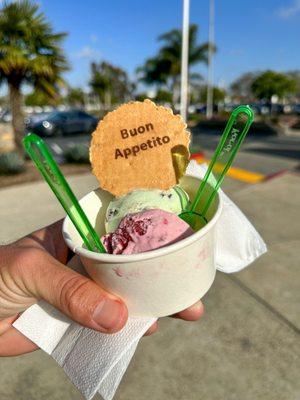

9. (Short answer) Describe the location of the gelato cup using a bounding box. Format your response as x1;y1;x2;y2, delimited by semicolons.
62;175;223;317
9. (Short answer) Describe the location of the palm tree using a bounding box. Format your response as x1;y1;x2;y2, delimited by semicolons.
137;24;215;105
25;88;62;107
89;61;134;109
66;87;86;107
0;0;69;155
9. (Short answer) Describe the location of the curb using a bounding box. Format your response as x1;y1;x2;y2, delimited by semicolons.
263;170;289;182
190;152;265;184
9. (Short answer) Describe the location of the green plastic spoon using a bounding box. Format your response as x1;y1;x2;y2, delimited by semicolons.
23;133;106;253
180;105;254;230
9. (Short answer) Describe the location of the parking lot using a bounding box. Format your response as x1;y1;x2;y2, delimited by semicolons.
40;128;300;179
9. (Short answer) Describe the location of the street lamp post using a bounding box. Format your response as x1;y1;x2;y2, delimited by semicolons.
180;0;190;123
206;0;214;119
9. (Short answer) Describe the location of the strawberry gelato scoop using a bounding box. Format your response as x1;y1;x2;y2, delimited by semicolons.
102;209;194;255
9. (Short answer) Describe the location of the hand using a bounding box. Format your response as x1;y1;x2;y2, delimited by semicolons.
143;300;204;336
0;220;204;356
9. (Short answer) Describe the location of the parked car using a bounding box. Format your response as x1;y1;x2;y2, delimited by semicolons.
292;104;300;115
195;104;219;114
25;112;52;128
28;110;98;137
0;109;12;123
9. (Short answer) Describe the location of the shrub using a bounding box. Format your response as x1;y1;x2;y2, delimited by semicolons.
270;116;279;125
0;151;25;174
64;144;90;164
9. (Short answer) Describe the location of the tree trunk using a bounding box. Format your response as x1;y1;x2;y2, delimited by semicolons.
104;91;112;110
8;82;25;157
171;78;177;107
171;77;181;109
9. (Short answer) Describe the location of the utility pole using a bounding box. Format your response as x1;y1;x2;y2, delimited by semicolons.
206;0;214;119
180;0;190;122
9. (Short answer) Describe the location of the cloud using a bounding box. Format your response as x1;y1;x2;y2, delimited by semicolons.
276;0;300;19
74;45;101;59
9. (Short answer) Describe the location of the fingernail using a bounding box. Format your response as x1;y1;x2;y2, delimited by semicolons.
92;299;124;330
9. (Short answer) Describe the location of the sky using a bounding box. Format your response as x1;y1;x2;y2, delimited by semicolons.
6;0;300;92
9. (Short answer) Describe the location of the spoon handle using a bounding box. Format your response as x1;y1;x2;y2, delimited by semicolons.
191;105;254;217
23;133;106;253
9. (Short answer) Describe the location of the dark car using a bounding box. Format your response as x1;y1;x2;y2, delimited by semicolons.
292;104;300;115
28;110;98;137
195;104;219;114
25;111;52;127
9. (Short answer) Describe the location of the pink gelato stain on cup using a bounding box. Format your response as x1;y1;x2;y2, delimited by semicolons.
113;267;124;277
125;269;142;280
194;262;204;270
198;247;210;261
62;175;223;317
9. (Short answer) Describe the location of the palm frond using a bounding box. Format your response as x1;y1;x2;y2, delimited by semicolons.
0;0;69;93
137;24;215;88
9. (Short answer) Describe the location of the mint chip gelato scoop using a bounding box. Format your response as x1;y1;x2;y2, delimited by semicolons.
105;186;189;233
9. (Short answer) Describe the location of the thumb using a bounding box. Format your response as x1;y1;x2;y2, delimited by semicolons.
24;250;128;333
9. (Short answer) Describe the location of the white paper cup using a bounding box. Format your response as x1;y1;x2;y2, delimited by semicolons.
62;174;222;317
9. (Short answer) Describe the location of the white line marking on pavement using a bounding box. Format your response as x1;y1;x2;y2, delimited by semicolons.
51;143;63;155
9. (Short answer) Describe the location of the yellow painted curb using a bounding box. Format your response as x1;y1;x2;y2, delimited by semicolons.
191;155;265;184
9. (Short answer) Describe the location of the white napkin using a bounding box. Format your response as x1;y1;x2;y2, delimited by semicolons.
13;162;267;400
186;161;267;272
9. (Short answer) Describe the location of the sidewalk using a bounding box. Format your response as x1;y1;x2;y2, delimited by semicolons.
0;173;299;400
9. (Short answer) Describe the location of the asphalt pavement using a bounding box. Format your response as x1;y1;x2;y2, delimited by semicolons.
45;133;90;163
191;130;300;176
43;130;300;178
2;119;299;178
